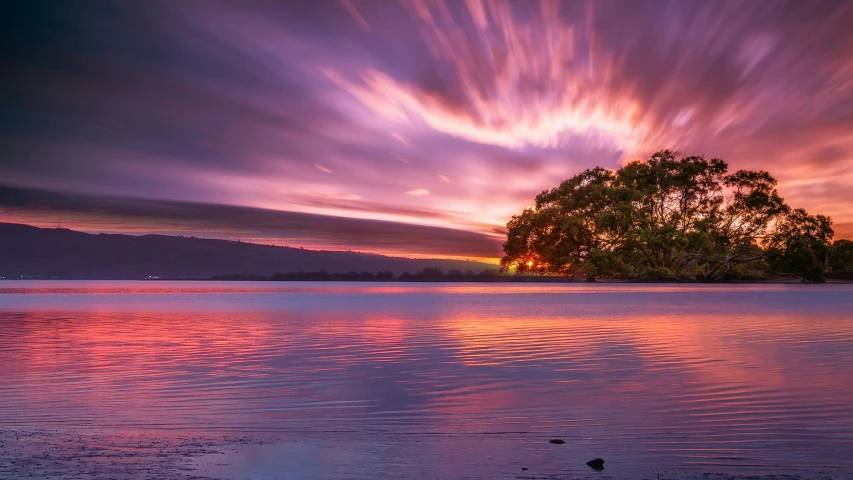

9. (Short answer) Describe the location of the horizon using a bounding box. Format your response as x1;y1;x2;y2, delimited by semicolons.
2;1;853;259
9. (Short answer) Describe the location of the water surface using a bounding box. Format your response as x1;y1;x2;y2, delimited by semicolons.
1;281;852;479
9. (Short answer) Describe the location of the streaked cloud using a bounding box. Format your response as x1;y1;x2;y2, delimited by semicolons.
0;185;502;260
340;0;371;31
0;0;851;259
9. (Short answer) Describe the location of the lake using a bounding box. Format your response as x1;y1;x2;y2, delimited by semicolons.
1;281;852;479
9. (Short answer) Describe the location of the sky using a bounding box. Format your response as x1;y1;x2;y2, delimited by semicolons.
2;0;852;261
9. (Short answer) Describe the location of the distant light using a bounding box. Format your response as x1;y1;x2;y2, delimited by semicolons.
527;261;534;267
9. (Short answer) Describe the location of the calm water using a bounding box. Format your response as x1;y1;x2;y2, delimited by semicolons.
1;281;852;479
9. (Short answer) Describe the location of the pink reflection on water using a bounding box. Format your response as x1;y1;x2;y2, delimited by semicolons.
1;282;853;477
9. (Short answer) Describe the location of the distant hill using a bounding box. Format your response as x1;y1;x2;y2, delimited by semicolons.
0;223;496;279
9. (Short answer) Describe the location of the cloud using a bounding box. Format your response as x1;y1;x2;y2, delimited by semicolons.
340;0;371;31
390;132;410;145
1;0;851;256
405;188;430;196
0;185;504;258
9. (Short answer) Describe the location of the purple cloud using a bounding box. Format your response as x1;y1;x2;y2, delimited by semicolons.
1;0;851;256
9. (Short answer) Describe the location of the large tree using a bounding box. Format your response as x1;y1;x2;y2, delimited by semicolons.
502;167;619;280
502;151;833;282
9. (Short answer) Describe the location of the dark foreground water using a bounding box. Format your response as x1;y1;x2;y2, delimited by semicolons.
1;281;852;480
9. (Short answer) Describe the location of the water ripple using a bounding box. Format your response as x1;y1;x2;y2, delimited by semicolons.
1;281;853;477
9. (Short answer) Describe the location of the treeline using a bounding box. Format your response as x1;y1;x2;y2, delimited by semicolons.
211;268;568;282
829;239;853;272
503;150;851;283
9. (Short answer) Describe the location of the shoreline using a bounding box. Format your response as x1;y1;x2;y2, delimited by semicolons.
2;277;852;284
2;428;849;480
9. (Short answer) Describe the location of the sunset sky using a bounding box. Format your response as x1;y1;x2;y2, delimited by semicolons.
2;0;852;261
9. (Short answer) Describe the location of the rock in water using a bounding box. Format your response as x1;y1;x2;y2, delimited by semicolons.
586;458;605;470
549;439;565;444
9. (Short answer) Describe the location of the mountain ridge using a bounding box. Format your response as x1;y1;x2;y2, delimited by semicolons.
0;222;496;279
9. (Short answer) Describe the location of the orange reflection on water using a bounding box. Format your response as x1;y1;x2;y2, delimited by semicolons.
441;309;853;391
2;282;853;476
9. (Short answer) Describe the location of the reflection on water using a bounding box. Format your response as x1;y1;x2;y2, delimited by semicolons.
1;281;852;479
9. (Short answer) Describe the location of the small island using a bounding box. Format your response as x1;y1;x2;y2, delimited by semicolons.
501;151;853;283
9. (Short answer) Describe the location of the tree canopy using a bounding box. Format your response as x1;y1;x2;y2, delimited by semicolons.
501;151;837;282
830;239;853;272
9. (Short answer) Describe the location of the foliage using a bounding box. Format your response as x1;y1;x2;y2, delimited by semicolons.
830;239;853;271
501;151;834;282
765;209;834;282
